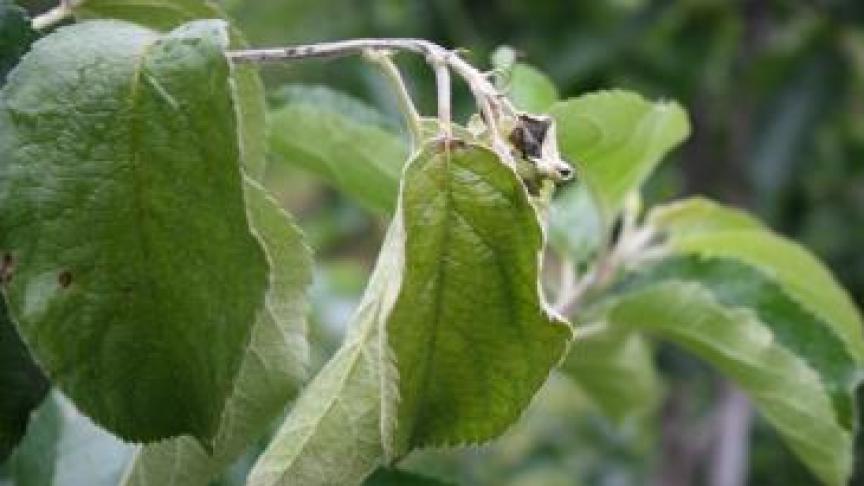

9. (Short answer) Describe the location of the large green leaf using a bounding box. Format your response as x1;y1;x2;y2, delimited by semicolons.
0;20;268;444
386;142;571;454
560;330;661;423
648;198;864;363
6;391;136;486
0;300;49;462
507;63;559;113
72;0;270;179
0;0;36;84
250;142;571;484
601;281;854;486
268;85;408;214
550;90;690;223
248;219;404;486
627;256;861;427
121;180;312;486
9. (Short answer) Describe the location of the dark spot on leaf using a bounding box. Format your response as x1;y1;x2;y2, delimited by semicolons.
58;271;72;288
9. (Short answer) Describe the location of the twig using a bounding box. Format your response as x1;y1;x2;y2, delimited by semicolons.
32;0;73;31
228;38;520;154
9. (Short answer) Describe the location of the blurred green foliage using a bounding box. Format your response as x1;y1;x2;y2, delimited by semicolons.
9;0;863;484
227;0;864;484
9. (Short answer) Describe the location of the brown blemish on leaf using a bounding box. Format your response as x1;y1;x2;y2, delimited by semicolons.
58;271;73;288
433;137;466;153
1;253;15;285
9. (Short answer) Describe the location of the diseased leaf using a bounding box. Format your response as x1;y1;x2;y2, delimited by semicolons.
387;142;572;453
602;281;854;486
268;85;408;214
0;0;36;84
250;141;570;484
121;180;312;486
7;391;136;486
649;198;864;363
0;300;49;462
550;90;690;223
560;330;661;423
73;0;270;179
0;20;268;444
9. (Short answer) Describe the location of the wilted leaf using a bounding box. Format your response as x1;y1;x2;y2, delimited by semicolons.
387;142;571;453
250;141;571;484
0;20;268;444
550;90;690;223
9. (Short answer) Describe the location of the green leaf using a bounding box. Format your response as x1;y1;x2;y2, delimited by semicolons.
626;256;861;427
0;0;36;84
1;299;49;462
602;281;854;486
649;198;864;363
647;196;764;236
250;142;571;484
550;90;690;223
364;468;454;486
73;0;226;31
72;0;270;180
507;64;559;113
0;20;268;444
248;220;404;486
491;47;558;112
121;180;312;486
387;142;571;453
268;85;408;214
560;330;661;423
7;391;136;486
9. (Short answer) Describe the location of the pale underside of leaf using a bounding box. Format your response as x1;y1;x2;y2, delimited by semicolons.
247;217;406;486
604;281;853;486
0;19;267;443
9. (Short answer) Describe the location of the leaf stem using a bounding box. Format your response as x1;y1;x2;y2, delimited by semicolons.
362;50;423;152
